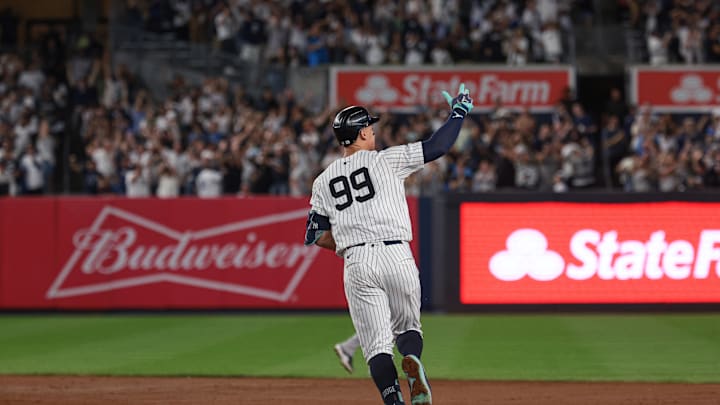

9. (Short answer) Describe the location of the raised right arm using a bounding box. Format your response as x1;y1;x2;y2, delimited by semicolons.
422;83;474;163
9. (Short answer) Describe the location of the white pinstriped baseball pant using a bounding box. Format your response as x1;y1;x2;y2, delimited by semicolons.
342;241;423;362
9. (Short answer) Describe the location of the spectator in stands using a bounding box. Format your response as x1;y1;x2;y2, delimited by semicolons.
18;56;45;96
447;155;473;192
536;140;562;191
604;87;629;122
125;164;151;197
561;138;595;189
495;142;517;189
305;23;328;67
479;21;506;63
171;0;191;41
0;149;15;195
552;171;568;192
122;0;576;66
416;159;445;196
66;33;101;86
708;109;720;140
214;5;236;54
704;149;720;186
69;155;98;194
601;115;629;187
647;30;671;65
705;23;720;62
101;60;129;109
471;159;497;192
36;118;55;189
404;31;428;65
90;139;116;181
267;143;290;195
18;144;45;195
265;11;289;64
621;154;653;192
13;110;38;157
195;153;223;197
656;152;680;192
239;10;267;64
522;0;544;35
513;144;540;189
24;0;718;200
507;27;530;65
636;0;718;65
680;26;704;64
0;47;72;195
156;163;180;198
146;0;174;34
571;102;596;138
540;21;563;62
683;146;707;190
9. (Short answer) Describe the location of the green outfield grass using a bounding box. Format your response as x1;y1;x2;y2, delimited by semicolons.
0;313;718;382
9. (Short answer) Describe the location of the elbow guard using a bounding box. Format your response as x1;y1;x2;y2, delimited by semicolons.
304;211;331;246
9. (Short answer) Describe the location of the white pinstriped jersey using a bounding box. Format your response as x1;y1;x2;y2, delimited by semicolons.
310;142;425;253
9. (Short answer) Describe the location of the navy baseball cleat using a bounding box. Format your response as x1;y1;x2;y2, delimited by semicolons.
401;355;432;404
333;344;354;373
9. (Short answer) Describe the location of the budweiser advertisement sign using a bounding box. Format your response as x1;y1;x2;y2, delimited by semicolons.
630;65;720;111
0;197;418;309
460;202;720;304
330;66;575;112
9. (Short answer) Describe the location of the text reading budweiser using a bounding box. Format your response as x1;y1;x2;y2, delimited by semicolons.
74;228;312;273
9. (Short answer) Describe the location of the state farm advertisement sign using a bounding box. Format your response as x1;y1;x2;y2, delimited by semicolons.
460;202;720;304
0;197;418;309
330;66;574;112
630;66;720;111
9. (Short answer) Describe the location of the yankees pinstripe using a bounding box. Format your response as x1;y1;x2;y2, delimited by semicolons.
310;141;425;361
343;241;421;361
310;142;424;253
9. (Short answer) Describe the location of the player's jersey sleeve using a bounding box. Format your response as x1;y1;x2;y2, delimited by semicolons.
377;141;425;179
310;176;330;217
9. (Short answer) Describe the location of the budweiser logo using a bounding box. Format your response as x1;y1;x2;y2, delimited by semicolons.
47;206;319;301
490;228;720;282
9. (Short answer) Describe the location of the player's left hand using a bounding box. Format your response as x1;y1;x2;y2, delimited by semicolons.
442;83;474;116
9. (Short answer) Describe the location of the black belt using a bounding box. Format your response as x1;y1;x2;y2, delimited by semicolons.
347;240;402;249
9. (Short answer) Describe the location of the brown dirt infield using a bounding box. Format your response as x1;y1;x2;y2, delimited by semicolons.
1;376;719;404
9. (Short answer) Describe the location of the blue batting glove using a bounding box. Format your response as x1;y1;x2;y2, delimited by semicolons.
441;83;474;116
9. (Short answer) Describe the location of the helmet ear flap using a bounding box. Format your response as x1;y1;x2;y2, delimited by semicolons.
340;133;357;147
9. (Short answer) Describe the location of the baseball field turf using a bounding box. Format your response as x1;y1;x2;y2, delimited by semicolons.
0;313;718;383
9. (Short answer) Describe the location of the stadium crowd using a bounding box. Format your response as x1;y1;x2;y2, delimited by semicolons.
120;0;574;66
626;0;720;64
2;0;720;198
3;39;720;198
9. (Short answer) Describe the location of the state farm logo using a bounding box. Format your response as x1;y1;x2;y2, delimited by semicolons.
356;75;399;103
46;206;319;301
670;75;716;103
342;70;567;110
490;228;720;281
490;229;564;281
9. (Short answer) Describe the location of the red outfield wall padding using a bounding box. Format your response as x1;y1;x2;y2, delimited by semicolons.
0;197;419;309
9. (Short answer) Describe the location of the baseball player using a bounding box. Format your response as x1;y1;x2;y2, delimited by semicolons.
334;333;360;373
304;84;474;405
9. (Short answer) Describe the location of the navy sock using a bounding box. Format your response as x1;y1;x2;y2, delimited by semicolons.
368;353;404;405
396;330;423;358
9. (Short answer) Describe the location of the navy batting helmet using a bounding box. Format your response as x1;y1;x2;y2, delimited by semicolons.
332;106;379;146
